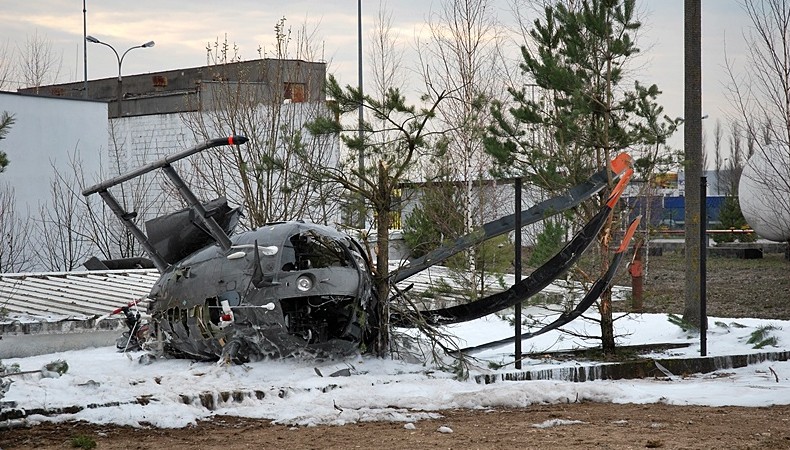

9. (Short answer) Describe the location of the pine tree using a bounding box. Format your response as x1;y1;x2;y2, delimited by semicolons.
305;74;451;356
485;0;676;353
0;112;14;173
717;194;756;243
402;177;465;259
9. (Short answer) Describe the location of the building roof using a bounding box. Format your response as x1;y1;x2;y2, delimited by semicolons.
0;265;630;322
0;269;159;319
18;58;327;118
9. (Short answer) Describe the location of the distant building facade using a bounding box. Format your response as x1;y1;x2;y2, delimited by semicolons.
23;58;340;224
19;59;326;119
5;59;343;272
0;91;109;272
0;91;107;218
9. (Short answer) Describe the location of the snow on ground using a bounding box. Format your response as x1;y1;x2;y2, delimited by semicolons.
3;312;790;428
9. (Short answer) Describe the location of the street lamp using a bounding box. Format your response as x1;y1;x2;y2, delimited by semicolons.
86;35;155;116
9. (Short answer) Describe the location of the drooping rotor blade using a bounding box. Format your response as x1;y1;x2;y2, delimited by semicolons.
81;136;248;272
390;153;632;283
392;169;633;327
456;215;642;355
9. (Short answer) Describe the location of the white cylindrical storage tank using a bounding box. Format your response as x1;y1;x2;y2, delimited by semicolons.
738;145;790;242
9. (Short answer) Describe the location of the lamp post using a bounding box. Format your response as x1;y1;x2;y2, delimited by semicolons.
82;0;87;98
85;35;154;117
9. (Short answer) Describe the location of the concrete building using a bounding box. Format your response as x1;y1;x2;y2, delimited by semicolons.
8;59;342;273
19;59;326;119
0;92;108;210
0;91;109;271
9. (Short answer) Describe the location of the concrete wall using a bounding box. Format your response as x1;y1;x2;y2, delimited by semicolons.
0;91;108;219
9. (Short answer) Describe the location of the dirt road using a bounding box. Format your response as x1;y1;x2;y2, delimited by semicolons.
3;403;790;449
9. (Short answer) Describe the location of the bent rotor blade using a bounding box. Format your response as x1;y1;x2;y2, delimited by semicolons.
390;153;633;283
457;215;642;355
391;170;633;327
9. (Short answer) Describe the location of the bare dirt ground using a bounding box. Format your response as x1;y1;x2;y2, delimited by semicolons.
617;250;790;320
1;250;789;450
3;403;790;449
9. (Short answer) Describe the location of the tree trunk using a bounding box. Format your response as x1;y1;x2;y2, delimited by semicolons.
374;161;391;357
600;226;615;353
600;289;615;353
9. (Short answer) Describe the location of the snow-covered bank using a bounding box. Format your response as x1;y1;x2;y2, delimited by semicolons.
3;313;790;428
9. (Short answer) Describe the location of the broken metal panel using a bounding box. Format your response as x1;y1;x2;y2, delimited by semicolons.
145;197;241;265
391;154;630;283
144;221;377;362
159;165;233;252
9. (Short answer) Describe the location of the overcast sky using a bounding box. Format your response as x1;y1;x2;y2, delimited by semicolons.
0;1;757;157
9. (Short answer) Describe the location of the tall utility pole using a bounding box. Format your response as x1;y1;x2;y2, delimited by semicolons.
683;0;703;325
82;0;88;98
356;0;366;230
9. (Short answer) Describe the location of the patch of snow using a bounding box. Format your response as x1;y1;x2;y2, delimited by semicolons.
532;418;585;428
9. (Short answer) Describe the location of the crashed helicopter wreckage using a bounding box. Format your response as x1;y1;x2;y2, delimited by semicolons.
84;136;635;363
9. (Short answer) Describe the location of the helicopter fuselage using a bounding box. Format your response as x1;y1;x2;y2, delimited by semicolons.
148;221;377;362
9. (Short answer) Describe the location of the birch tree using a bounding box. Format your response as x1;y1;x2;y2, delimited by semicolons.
182;21;341;228
17;30;62;93
724;0;790;245
408;0;513;300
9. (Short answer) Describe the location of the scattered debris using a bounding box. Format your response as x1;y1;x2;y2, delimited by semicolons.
531;419;584;429
0;359;68;379
654;361;675;380
769;367;779;382
315;366;354;377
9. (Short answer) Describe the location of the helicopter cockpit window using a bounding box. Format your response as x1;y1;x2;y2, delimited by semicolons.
281;231;354;271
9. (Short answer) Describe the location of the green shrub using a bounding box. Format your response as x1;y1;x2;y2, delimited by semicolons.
715;194;756;243
70;435;97;449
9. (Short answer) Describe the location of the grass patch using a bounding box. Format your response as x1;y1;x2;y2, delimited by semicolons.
70;434;97;449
